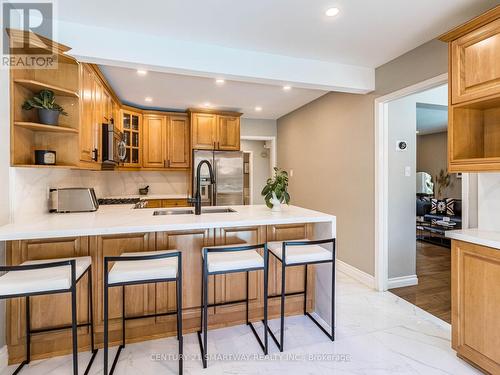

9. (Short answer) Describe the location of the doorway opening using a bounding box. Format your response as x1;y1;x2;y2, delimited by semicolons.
241;139;273;205
374;74;476;323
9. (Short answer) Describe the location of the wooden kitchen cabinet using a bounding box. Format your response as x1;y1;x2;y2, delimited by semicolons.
217;115;240;151
191;112;217;150
79;64;96;164
449;17;500;105
168;115;190;168
190;110;242;151
440;6;500;172
121;109;142;167
451;240;500;374
142;114;167;168
142;113;190;169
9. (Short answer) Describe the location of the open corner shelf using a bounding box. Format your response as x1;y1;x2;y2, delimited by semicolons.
14;122;79;134
14;79;79;98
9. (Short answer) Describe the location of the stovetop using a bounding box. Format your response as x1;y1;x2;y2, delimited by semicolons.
98;198;141;205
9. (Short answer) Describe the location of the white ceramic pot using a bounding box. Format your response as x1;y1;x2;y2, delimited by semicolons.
271;191;282;212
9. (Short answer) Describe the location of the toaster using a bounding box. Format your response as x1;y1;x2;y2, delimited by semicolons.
49;188;99;213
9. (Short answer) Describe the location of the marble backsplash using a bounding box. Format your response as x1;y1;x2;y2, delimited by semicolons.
10;167;190;219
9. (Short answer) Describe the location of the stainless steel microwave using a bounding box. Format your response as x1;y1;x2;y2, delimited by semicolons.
102;123;126;165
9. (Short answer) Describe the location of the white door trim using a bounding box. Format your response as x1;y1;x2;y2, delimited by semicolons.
374;73;461;292
242;150;254;204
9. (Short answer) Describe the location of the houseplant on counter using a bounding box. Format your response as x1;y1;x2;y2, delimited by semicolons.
261;167;290;211
22;89;68;125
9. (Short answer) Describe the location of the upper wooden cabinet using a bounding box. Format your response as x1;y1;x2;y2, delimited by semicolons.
191;112;217;150
440;6;500;172
190;110;242;151
143;114;167;168
217;115;240;151
450;18;500;104
142;113;190;169
121;109;142;167
168;115;190;168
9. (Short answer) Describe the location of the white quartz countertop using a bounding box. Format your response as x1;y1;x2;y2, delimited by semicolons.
0;205;335;241
446;228;500;250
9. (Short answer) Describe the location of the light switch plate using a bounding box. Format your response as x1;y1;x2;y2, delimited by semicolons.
404;166;411;177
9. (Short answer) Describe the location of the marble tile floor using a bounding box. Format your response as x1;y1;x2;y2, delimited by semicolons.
1;271;480;375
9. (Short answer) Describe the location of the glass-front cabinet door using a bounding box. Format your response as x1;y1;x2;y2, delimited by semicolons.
121;110;141;167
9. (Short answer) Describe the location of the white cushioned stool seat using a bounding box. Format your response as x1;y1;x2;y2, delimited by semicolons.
108;250;178;285
0;256;91;297
268;240;333;265
203;245;264;273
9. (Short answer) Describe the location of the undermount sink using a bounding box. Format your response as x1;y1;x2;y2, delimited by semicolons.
201;207;237;214
153;207;237;216
153;209;194;216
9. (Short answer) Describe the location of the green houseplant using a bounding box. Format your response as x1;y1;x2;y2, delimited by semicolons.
22;89;68;125
261;167;290;211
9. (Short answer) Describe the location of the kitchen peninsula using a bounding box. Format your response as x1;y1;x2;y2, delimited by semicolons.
0;204;335;365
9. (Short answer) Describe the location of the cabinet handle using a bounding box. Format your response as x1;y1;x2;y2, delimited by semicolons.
168;160;171;168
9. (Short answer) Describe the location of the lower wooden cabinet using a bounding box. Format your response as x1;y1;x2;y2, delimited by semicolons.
452;240;500;374
144;199;189;208
5;224;313;364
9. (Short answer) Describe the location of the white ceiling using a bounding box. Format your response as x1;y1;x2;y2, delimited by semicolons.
99;65;326;119
56;0;495;68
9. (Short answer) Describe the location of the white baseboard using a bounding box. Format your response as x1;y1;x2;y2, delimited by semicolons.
0;345;8;373
336;260;375;289
388;275;418;289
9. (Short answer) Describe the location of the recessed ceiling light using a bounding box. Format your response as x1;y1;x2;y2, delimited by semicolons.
215;79;225;85
283;85;292;91
203;102;212;108
145;97;153;102
325;7;340;17
137;69;147;76
255;106;262;112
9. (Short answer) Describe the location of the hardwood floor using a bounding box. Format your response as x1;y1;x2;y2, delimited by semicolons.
391;241;451;323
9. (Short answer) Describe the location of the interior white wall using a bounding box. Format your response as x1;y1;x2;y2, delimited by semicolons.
241;140;271;204
10;169;190;219
477;174;500;231
387;85;448;280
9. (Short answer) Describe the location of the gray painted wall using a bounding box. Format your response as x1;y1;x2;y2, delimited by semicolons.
240;118;277;137
278;38;449;276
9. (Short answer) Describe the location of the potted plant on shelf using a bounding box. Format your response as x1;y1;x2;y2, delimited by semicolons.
261;167;290;212
22;89;68;125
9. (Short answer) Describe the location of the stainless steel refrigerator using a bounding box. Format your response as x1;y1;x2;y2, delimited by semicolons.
192;150;244;206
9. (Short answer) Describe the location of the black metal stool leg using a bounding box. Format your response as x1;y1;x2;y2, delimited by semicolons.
122;286;126;348
263;248;269;355
203;262;208;368
245;271;249;325
177;254;183;375
279;261;286;352
85;267;98;375
71;283;78;375
331;253;335;341
104;266;109;375
304;264;308;315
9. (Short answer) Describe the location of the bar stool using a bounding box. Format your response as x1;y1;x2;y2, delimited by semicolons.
0;257;98;375
267;238;335;352
104;250;183;375
198;244;269;368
